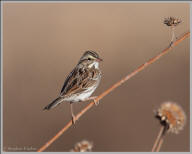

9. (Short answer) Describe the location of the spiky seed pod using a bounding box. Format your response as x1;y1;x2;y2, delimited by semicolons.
164;17;182;27
70;140;93;152
155;102;186;134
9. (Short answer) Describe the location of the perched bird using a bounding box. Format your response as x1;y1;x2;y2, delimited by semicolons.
43;51;102;124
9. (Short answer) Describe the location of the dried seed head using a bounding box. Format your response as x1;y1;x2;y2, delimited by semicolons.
155;102;186;134
164;17;182;27
70;140;93;152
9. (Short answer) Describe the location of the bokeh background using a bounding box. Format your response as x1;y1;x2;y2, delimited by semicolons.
3;3;190;152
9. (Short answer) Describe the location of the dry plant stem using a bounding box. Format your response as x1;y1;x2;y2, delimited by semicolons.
37;32;190;152
170;26;176;46
156;136;164;152
151;125;165;152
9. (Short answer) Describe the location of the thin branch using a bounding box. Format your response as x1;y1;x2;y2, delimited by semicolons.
37;32;190;152
151;125;165;152
156;136;164;152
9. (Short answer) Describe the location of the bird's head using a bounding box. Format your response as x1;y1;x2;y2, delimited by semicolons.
79;50;103;68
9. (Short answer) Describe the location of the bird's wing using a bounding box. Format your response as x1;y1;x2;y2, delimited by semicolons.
60;67;100;97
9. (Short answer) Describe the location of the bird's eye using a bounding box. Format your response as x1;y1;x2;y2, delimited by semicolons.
88;58;91;61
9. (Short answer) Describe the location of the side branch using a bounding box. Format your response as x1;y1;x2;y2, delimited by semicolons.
37;32;190;152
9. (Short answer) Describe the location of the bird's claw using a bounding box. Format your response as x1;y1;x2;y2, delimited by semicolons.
72;116;76;125
93;99;99;106
169;41;174;48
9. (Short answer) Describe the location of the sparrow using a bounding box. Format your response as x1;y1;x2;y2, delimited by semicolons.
43;50;102;124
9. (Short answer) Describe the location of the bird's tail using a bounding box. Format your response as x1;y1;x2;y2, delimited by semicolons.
43;97;64;110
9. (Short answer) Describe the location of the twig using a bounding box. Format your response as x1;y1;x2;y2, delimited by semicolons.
151;125;165;152
170;26;176;46
156;136;164;152
37;32;190;152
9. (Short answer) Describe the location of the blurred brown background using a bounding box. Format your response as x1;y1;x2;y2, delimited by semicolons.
3;3;190;152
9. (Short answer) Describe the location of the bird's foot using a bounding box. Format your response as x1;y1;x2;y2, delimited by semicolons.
83;96;99;106
93;98;99;106
72;115;76;125
169;41;174;48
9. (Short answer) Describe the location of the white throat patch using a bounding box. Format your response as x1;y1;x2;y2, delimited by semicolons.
89;61;99;69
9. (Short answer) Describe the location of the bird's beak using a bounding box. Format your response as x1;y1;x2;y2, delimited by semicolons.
97;57;103;62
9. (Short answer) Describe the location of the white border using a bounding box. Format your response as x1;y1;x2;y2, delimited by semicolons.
2;1;192;3
1;1;3;154
190;2;191;153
